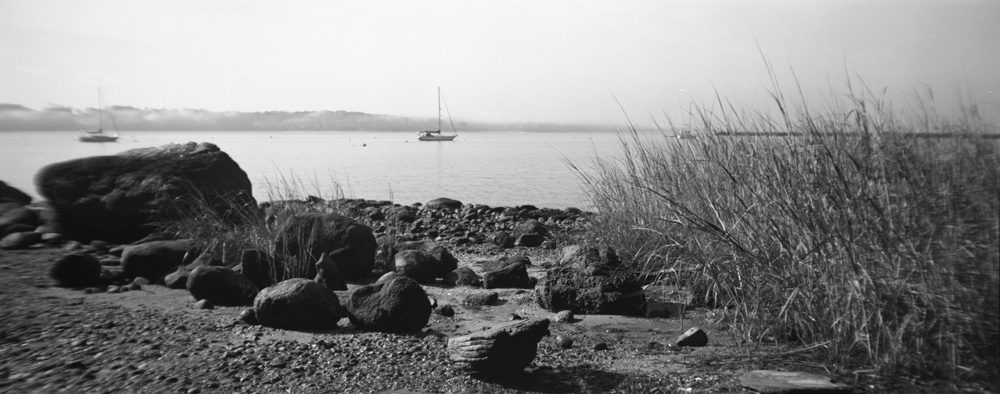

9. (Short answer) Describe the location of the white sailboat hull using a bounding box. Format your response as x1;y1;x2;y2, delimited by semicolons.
79;133;118;142
417;133;457;141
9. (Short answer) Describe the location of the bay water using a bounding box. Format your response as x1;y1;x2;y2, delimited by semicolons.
0;130;629;209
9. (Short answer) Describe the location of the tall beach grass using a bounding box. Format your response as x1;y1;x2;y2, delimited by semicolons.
572;72;999;380
154;170;363;282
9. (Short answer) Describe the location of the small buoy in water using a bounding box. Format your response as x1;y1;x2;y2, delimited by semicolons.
362;143;366;147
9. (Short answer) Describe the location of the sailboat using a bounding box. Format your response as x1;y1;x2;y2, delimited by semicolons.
79;89;119;143
417;87;457;141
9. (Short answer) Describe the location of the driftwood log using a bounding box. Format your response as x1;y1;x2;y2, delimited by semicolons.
446;318;550;376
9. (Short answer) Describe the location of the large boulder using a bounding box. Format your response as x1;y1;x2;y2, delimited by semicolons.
49;253;102;287
0;181;31;205
273;212;377;281
393;250;440;284
186;266;259;306
535;265;645;316
253;278;342;330
425;197;463;210
345;276;431;333
35;142;256;244
120;239;196;282
536;245;645;316
393;240;458;279
447;318;550;376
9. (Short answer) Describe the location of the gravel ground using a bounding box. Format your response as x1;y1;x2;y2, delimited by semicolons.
1;244;762;393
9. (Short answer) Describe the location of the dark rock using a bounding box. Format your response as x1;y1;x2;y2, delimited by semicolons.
447;318;550;377
462;291;499;307
0;180;31;205
238;249;282;289
0;206;37;237
314;249;348;291
393;250;440;284
559;245;621;275
89;240;109;252
163;266;189;289
35;142;256;243
239;308;256;324
535;265;645;316
514;234;546;248
593;342;609;351
393;240;458;278
555;335;574;349
63;241;82;251
425;197;463;210
674;327;708;347
442;267;481;287
512;219;549;238
345;276;431;333
387;206;417;223
49;254;102;287
254;278;341;330
436;305;455;317
194;299;214;310
41;232;64;244
481;254;530;272
273;212;377;281
120;239;195;282
376;271;401;284
98;258;120;266
0;232;42;249
553;310;575;323
99;267;125;283
185;266;258;306
482;261;531;289
0;223;33;239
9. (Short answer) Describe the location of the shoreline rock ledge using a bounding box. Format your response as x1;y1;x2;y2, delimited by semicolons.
447;318;551;377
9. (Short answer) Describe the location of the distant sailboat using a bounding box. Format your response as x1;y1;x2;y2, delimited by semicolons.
79;89;119;143
417;87;457;141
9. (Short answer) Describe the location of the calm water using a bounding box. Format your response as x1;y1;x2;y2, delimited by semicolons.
0;130;627;209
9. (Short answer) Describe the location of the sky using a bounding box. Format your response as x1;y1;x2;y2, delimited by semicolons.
1;0;998;125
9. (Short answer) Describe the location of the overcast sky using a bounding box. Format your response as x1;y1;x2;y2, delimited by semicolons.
2;0;997;125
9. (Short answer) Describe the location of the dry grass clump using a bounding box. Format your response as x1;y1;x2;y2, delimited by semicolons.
572;70;999;381
154;171;356;282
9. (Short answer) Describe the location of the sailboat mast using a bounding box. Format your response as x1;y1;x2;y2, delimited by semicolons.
97;88;104;131
437;87;442;132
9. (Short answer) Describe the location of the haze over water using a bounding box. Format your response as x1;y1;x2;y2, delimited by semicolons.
2;1;997;125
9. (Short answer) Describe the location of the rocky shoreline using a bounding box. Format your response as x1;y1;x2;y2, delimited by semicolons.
1;142;937;393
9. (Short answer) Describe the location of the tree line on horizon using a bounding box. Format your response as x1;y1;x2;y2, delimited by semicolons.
0;103;613;133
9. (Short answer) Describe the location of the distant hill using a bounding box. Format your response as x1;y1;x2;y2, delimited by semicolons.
0;104;613;133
